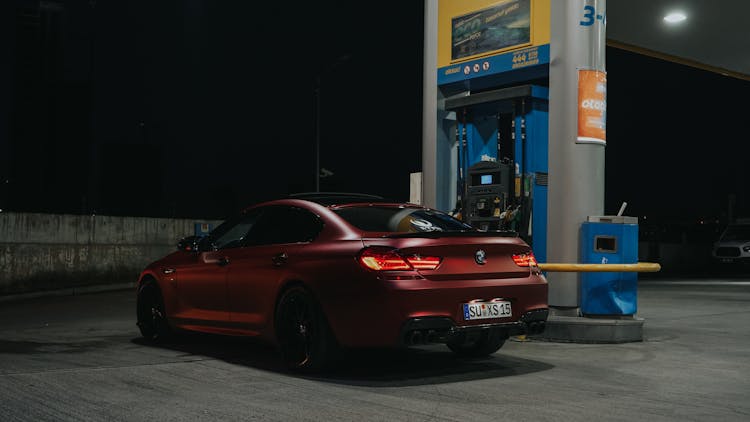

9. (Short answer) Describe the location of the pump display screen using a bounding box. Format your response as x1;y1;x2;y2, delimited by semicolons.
480;174;493;185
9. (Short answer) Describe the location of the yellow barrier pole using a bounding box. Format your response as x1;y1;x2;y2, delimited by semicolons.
512;261;660;342
537;262;661;273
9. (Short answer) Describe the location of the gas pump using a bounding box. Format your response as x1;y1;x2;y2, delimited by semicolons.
446;85;549;262
464;160;512;231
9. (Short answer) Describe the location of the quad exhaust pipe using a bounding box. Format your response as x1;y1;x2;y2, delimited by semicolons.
405;321;546;345
409;330;425;345
407;329;445;345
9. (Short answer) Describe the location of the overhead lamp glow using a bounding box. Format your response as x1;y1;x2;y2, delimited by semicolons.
663;12;687;23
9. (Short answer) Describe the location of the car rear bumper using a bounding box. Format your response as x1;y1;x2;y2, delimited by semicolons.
400;308;549;346
320;273;549;348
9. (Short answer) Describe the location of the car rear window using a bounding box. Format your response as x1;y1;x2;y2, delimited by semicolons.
333;206;473;233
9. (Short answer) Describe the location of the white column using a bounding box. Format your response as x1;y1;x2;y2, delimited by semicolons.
548;0;607;308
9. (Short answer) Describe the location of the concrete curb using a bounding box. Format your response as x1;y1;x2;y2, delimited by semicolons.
541;315;645;343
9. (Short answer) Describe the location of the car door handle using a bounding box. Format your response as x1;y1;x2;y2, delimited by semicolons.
272;252;288;267
217;256;230;266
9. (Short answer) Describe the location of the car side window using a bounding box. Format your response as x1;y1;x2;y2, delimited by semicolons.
210;208;263;250
244;206;323;246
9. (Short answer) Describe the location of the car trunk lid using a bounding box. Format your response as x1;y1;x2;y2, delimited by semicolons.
362;232;535;280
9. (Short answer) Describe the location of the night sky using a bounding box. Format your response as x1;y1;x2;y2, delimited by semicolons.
1;1;748;223
605;49;750;222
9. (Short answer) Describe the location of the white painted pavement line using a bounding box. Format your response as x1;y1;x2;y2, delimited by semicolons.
640;280;750;286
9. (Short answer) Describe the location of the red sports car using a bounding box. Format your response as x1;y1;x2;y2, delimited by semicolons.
136;193;548;372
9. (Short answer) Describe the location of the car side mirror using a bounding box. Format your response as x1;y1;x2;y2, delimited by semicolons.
177;235;203;253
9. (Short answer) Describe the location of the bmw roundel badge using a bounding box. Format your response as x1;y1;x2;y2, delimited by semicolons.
475;249;486;265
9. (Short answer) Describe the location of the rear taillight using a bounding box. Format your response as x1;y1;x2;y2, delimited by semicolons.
358;247;441;271
512;252;538;267
359;247;411;271
405;255;442;270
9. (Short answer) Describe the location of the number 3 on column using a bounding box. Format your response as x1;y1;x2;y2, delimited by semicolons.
580;5;595;26
580;5;605;27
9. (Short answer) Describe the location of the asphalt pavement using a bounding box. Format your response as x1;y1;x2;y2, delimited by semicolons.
0;277;749;421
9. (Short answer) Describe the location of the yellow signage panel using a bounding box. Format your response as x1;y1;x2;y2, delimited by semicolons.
438;0;550;68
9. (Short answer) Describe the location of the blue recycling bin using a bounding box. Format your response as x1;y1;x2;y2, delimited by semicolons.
580;216;639;316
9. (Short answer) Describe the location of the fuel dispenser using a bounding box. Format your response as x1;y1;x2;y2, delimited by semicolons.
446;84;549;262
464;161;512;231
194;222;213;236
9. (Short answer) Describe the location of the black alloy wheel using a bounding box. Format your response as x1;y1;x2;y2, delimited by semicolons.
446;329;506;357
275;286;337;372
136;282;172;342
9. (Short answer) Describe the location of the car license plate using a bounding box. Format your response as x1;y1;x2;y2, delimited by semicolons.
463;301;512;321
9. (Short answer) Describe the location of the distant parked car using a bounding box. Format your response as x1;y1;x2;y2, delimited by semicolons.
712;222;750;265
135;193;548;372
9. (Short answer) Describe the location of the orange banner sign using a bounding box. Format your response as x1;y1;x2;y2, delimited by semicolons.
577;69;606;145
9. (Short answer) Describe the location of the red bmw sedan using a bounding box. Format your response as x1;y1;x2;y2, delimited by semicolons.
136;193;548;372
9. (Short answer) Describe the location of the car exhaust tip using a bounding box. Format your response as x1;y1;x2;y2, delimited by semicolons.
409;330;425;345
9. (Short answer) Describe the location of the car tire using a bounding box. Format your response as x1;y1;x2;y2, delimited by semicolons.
447;329;505;357
136;281;172;342
275;286;339;372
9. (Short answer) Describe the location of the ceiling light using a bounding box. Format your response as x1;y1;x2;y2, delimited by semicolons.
663;12;687;23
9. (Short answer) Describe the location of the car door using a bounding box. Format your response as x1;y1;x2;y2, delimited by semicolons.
226;206;324;332
171;209;263;326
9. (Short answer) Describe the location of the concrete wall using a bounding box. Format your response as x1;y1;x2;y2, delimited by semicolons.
0;213;222;296
0;212;719;297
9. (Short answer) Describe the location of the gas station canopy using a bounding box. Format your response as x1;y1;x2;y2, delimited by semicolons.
607;0;750;80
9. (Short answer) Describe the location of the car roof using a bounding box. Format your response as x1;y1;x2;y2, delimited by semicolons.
287;192;392;206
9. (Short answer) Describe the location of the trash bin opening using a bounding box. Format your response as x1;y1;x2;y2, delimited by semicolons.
594;235;617;253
